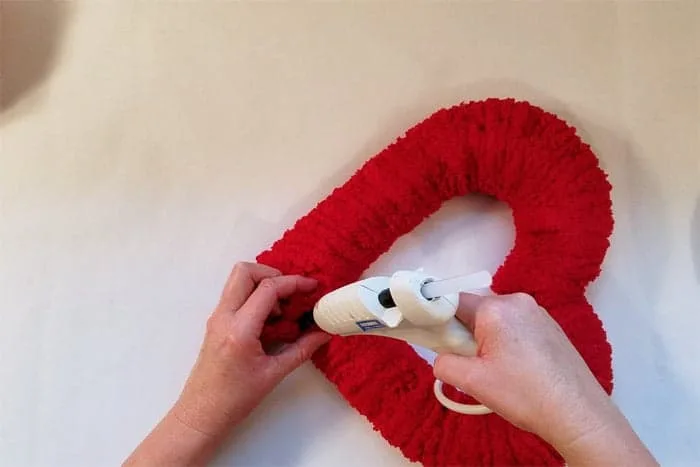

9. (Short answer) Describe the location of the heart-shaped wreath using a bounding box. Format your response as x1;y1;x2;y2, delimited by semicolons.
256;98;614;465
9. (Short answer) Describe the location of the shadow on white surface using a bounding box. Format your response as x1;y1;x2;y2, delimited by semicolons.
0;0;74;115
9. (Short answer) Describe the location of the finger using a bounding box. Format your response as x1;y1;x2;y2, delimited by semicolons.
455;293;487;332
273;331;331;374
218;262;281;312
237;275;318;335
433;353;485;394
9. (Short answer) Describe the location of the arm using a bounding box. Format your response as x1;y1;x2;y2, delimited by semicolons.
434;293;657;467
124;262;330;466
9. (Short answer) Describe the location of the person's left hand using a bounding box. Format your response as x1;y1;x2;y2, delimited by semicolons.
171;262;331;439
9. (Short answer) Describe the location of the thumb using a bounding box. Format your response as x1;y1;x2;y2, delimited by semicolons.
273;331;331;374
433;353;486;395
455;292;488;332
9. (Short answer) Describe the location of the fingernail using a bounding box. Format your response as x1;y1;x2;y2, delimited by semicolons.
301;277;319;288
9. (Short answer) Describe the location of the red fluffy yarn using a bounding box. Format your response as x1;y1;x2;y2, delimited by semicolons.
255;98;614;465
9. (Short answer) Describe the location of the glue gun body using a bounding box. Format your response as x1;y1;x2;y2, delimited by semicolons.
312;269;494;415
312;270;489;357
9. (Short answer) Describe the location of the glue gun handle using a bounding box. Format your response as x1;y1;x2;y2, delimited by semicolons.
374;318;477;357
431;318;478;357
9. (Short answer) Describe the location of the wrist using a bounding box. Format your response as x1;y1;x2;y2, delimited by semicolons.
123;407;222;467
167;406;222;443
549;399;657;467
545;393;617;449
171;393;240;441
172;379;259;438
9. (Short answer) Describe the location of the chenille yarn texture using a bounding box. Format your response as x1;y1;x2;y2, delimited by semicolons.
255;98;614;466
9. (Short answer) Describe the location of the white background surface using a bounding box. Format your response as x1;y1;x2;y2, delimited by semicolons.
1;2;699;466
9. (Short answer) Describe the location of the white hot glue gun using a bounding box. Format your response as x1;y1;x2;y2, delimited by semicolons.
313;269;493;415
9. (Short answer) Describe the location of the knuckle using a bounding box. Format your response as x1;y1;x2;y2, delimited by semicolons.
221;333;242;353
292;351;309;367
478;297;508;329
231;262;249;276
205;316;217;334
259;277;276;290
479;296;505;316
205;313;221;333
510;292;536;308
297;346;312;362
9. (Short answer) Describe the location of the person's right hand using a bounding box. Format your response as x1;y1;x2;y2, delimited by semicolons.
433;292;657;466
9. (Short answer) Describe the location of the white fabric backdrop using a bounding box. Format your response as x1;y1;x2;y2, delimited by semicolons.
1;2;698;466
